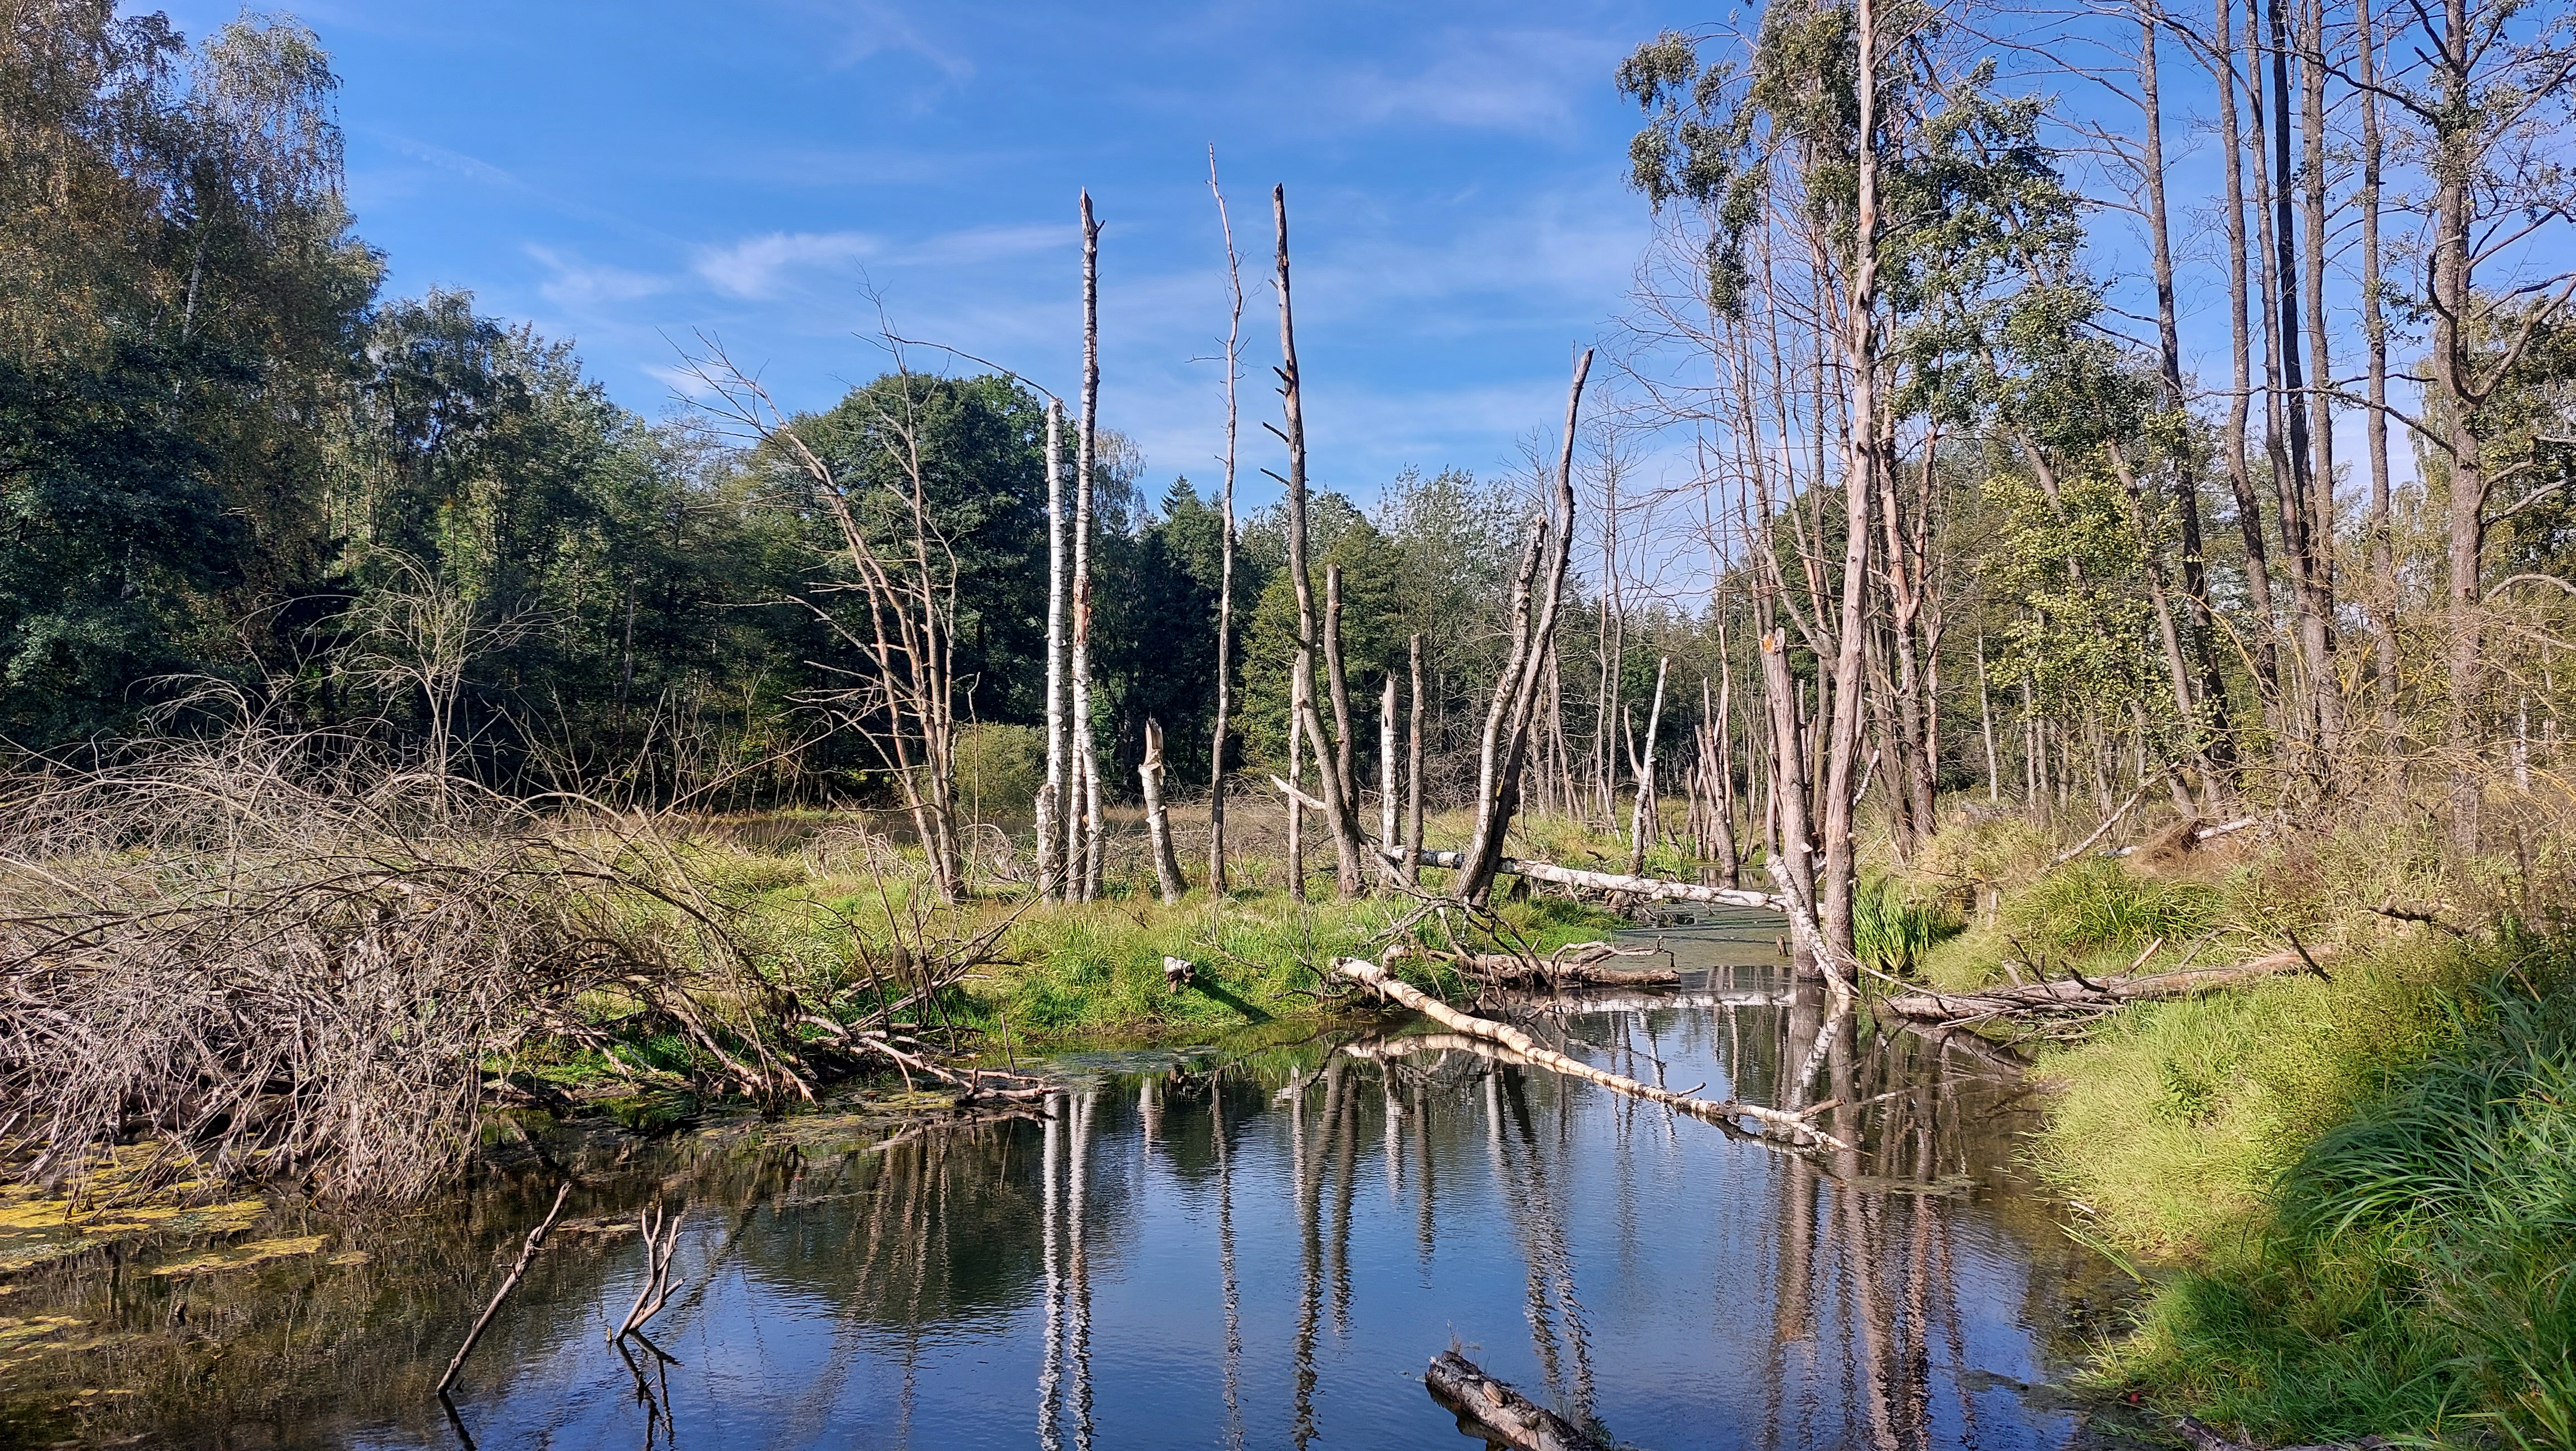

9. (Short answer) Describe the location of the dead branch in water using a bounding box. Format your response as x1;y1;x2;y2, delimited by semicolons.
610;1201;684;1345
1333;957;1847;1148
437;1180;572;1398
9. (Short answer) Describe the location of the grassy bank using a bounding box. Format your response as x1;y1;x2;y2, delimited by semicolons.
1889;800;2575;1445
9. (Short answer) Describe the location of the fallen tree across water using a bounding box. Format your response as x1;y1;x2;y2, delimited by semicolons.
1333;957;1846;1148
1424;1350;1608;1451
1876;948;2329;1025
1388;847;1788;912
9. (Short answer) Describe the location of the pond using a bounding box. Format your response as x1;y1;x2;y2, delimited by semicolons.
0;914;2131;1450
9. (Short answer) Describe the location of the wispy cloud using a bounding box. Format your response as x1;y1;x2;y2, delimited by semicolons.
525;245;670;308
1320;30;1618;138
692;230;880;299
787;0;973;81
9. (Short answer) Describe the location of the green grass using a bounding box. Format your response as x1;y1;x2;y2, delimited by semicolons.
2046;928;2576;1446
960;888;1622;1040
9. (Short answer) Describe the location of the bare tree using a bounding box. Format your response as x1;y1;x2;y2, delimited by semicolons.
1072;191;1105;899
1267;184;1374;895
680;337;970;902
339;551;539;809
1455;347;1595;905
1206;149;1244;894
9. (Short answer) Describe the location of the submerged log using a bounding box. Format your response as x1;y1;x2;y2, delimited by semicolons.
1391;848;1788;912
1333;958;1846;1148
1425;1350;1607;1451
1877;949;2326;1023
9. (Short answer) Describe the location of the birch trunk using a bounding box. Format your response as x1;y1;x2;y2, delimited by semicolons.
1037;400;1068;901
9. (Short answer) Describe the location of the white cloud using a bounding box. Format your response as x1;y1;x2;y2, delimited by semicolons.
640;362;719;403
1319;30;1617;138
525;245;670;308
691;230;880;299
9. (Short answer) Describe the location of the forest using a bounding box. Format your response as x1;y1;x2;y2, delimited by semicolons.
5;0;2576;1446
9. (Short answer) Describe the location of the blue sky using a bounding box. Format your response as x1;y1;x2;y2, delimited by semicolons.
145;0;1718;508
136;1;2421;537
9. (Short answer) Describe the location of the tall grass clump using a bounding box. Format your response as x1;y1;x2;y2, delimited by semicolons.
2004;857;2220;957
2082;932;2576;1446
1852;874;1964;977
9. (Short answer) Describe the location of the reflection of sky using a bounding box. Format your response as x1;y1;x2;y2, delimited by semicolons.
397;988;2103;1451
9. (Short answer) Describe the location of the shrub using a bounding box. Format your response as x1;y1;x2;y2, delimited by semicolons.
954;723;1045;826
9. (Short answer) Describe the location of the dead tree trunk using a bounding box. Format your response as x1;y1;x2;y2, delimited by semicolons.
1325;564;1358;811
1270;185;1373;895
1140;718;1185;905
1379;672;1399;853
1454;348;1594;905
1817;0;1883;994
1206;149;1244;894
1287;671;1307;903
1424;1351;1607;1451
1625;655;1669;877
1406;633;1426;887
1071;191;1105;901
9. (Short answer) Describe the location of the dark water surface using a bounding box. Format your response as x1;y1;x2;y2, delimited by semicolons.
3;914;2128;1450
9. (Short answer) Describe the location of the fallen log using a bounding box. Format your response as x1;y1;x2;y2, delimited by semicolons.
1425;1350;1607;1451
1333;958;1846;1148
1390;848;1788;912
1384;942;1679;988
1877;948;2328;1023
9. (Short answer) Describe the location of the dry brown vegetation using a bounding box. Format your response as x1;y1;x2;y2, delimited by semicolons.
0;722;1035;1203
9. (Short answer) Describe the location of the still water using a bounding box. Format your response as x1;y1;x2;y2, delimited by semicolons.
2;916;2125;1450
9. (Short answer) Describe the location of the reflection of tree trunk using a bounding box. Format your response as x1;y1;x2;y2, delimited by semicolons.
1070;1089;1095;1451
1038;1091;1063;1451
1215;1077;1245;1451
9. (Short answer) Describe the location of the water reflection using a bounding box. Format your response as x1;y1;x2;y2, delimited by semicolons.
0;915;2121;1450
